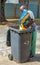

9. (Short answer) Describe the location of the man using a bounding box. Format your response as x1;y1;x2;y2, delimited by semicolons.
6;5;37;57
26;7;37;59
20;5;37;59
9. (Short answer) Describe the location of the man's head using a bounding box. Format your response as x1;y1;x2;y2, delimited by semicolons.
20;5;25;12
20;5;29;12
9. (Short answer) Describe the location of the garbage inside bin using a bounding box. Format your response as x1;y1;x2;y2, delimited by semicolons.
9;27;32;63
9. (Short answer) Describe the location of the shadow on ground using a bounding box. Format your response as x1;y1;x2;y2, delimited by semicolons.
28;54;40;62
7;53;40;63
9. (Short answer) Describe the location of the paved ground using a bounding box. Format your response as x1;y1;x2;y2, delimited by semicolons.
0;25;40;65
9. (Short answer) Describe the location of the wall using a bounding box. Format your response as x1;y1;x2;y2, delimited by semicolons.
29;0;38;4
4;3;26;19
4;2;40;18
5;3;14;18
28;3;38;18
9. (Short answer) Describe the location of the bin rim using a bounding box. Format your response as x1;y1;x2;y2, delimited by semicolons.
9;27;35;34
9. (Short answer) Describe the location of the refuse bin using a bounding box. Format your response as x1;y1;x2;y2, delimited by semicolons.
9;27;32;63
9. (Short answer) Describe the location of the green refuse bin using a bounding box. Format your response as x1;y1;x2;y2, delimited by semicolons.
30;29;37;56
